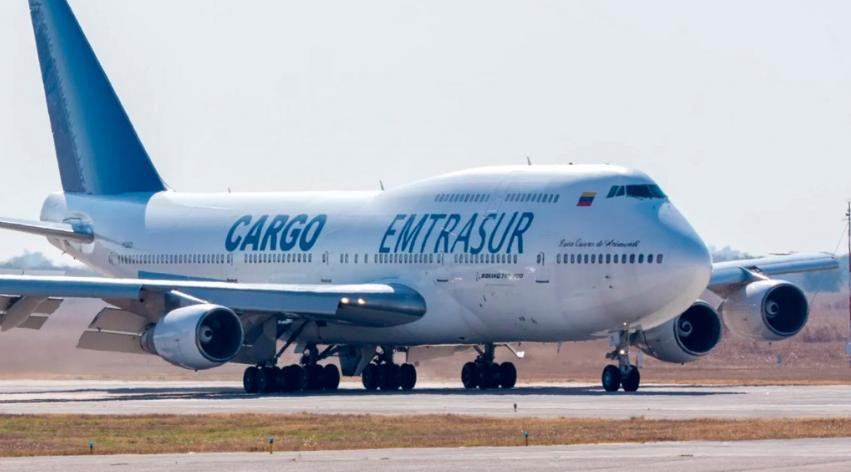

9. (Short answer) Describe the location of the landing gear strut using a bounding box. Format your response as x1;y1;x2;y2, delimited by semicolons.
461;344;517;390
361;346;417;391
241;343;341;394
602;331;640;392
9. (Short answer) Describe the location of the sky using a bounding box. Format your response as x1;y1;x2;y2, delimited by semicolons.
1;0;850;264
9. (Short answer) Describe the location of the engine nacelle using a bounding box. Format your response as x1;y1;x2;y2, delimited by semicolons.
634;301;722;364
141;304;244;370
720;279;808;341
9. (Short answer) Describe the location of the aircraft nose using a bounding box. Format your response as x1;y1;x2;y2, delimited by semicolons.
658;203;712;296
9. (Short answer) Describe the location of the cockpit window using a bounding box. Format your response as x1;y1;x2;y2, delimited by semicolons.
606;184;666;200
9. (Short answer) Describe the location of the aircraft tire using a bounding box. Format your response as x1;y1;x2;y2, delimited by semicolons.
498;362;517;389
478;362;500;390
621;366;640;392
305;364;325;390
243;366;259;394
322;364;341;391
284;365;306;392
362;363;379;391
378;363;400;390
398;363;417;391
257;367;276;394
274;366;289;392
461;362;479;389
601;365;621;392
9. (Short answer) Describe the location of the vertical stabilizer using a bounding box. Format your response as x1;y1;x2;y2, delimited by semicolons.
29;0;166;195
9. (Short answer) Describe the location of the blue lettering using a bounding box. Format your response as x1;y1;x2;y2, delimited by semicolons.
488;212;517;253
299;214;327;251
260;215;288;251
507;212;534;253
380;214;406;253
450;214;478;253
420;214;446;253
469;213;496;255
225;215;251;252
239;215;268;251
395;214;428;253
281;214;308;251
434;214;461;253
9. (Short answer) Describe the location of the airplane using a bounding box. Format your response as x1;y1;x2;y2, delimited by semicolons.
0;0;838;394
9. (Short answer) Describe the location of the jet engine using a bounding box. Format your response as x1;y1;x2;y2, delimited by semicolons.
140;304;244;370
720;279;808;341
633;301;722;364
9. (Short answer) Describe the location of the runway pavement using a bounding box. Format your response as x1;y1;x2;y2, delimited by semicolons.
0;380;849;418
2;438;850;471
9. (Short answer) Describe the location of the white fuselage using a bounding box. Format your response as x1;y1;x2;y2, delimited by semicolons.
40;165;712;346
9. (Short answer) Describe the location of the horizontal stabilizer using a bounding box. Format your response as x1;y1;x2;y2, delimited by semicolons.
0;217;93;243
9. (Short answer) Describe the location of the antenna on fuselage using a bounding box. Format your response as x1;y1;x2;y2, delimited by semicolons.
379;180;385;191
526;156;532;166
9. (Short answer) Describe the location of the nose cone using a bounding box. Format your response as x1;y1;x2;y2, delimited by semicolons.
655;202;712;311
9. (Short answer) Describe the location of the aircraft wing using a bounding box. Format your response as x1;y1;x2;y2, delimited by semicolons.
0;274;426;330
708;252;838;296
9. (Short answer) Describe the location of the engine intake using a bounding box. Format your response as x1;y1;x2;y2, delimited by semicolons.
721;279;808;341
141;304;244;370
634;301;722;364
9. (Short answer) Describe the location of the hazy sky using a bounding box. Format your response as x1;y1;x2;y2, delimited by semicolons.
1;0;850;263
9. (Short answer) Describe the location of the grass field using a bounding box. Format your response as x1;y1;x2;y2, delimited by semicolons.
1;414;850;457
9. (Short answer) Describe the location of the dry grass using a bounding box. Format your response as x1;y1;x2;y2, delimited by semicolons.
0;414;850;457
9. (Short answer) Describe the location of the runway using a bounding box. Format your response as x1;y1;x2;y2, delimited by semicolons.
2;438;850;471
0;380;849;418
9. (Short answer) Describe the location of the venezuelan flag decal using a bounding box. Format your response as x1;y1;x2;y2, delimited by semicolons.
576;192;596;207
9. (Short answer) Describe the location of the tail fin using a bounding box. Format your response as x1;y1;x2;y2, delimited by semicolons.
29;0;166;195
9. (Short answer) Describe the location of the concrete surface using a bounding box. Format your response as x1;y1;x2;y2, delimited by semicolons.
0;380;849;418
2;438;851;471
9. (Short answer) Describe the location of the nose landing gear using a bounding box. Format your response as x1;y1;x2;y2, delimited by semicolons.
461;344;517;390
602;331;641;393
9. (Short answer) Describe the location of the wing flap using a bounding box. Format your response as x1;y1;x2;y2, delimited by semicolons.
77;330;145;355
88;307;150;334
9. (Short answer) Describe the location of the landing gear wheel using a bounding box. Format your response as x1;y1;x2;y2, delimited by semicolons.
322;364;341;391
283;365;305;392
243;366;259;394
602;365;621;392
478;363;500;390
257;367;277;394
378;363;400;391
398;363;417;391
621;366;640;392
275;366;289;392
461;362;479;389
304;364;324;390
498;362;517;389
362;363;379;391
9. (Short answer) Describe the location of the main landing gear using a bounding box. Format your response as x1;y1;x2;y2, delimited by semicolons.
461;343;517;390
361;346;417;391
601;331;640;393
242;344;341;394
